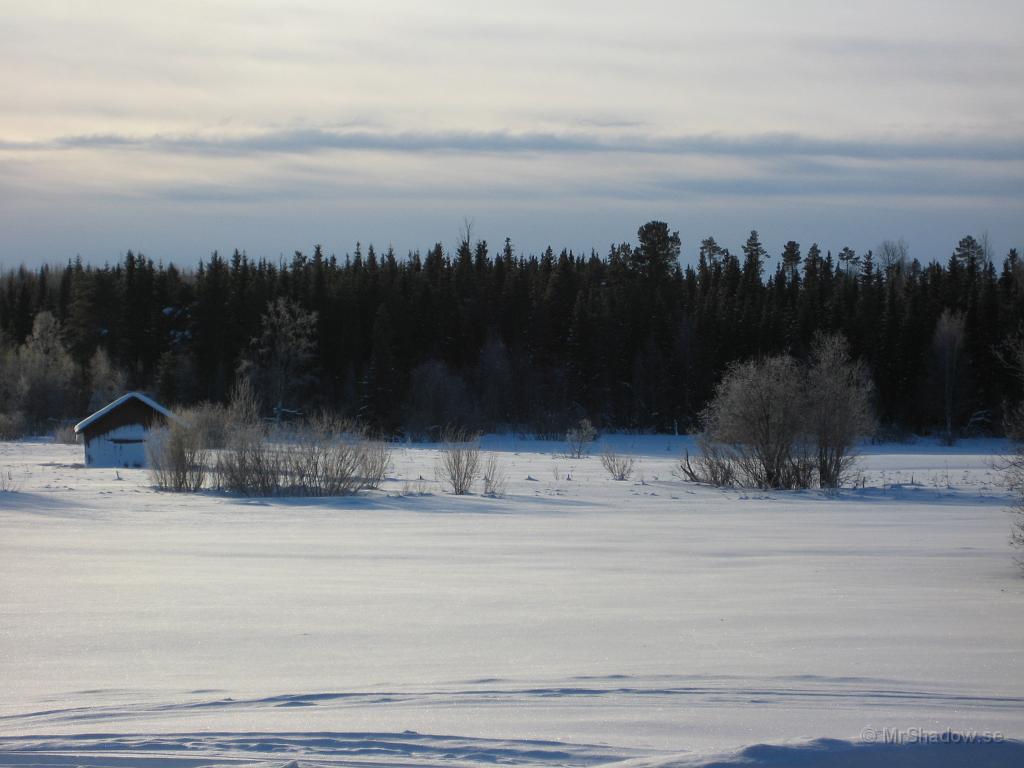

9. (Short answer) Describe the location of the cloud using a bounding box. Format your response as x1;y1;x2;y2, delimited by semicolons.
3;128;1023;164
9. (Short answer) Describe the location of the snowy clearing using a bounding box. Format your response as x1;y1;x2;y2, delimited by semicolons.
1;436;1023;767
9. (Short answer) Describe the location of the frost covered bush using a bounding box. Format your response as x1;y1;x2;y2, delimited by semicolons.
176;403;231;449
703;354;810;489
147;421;208;492
566;418;597;458
359;439;393;490
600;447;635;481
278;424;365;497
436;428;482;495
7;313;77;430
482;453;508;497
213;425;280;496
688;334;873;490
806;334;875;487
212;419;369;497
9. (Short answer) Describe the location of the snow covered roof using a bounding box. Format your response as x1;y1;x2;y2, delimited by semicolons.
74;392;179;434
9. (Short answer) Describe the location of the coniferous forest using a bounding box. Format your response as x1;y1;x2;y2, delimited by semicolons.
1;222;1022;439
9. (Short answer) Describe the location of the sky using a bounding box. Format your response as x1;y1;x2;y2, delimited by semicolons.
1;0;1022;269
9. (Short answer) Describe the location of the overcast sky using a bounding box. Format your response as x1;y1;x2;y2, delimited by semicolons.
2;0;1022;268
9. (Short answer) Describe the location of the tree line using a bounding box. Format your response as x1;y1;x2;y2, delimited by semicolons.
1;222;1022;439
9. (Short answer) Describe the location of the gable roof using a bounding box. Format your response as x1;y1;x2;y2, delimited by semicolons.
74;392;179;434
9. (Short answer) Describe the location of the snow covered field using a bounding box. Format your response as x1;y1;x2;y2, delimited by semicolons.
1;436;1023;767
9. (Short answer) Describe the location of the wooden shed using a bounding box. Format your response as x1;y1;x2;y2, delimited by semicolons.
73;392;178;468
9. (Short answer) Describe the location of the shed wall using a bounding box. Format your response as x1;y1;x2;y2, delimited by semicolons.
80;397;171;468
84;424;149;468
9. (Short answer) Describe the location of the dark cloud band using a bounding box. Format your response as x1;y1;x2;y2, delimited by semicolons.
2;128;1022;164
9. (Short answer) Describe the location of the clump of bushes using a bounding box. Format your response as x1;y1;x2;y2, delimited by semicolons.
276;422;369;497
211;424;280;496
212;418;372;497
435;428;482;495
147;401;392;498
680;334;874;490
147;420;208;492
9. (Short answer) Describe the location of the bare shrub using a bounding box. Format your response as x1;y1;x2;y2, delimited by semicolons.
435;428;482;494
305;413;387;489
566;418;597;458
678;436;736;486
601;447;635;481
0;467;18;492
147;421;208;492
212;419;368;497
213;425;282;496
278;423;365;497
359;440;393;490
783;437;818;490
482;453;508;497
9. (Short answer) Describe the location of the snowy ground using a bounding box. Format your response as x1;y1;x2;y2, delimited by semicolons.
1;435;1023;767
